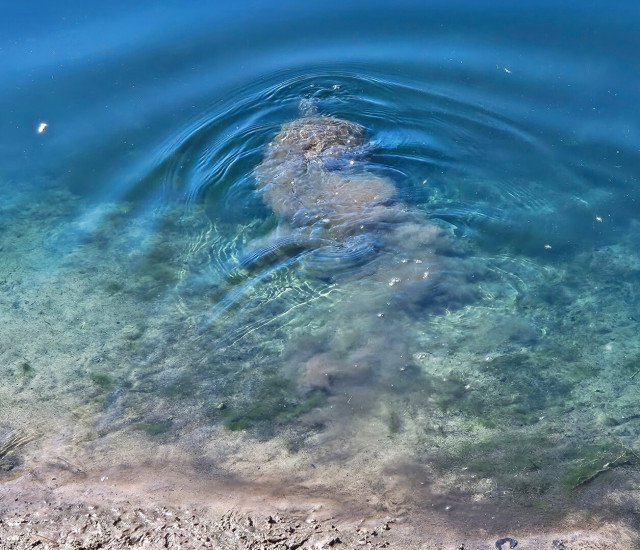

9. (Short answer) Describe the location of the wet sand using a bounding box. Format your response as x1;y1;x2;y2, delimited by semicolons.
1;463;635;549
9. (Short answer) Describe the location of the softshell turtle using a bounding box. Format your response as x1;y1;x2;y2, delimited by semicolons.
249;104;406;271
209;102;462;331
255;111;398;235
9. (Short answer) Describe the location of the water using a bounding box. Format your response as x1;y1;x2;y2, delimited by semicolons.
2;0;639;541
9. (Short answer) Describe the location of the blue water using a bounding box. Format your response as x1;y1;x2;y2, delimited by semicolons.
2;0;640;538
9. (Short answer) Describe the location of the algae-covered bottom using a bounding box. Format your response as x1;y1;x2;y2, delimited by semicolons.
1;174;639;538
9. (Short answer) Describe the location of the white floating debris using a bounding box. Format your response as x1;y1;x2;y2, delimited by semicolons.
504;67;512;74
595;216;602;222
37;122;48;134
544;244;552;249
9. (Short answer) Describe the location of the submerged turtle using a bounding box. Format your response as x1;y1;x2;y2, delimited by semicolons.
254;109;400;237
209;101;467;328
249;103;409;272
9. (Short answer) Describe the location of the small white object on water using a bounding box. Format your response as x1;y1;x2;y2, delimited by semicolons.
504;67;512;74
544;244;552;249
595;215;602;222
37;122;48;134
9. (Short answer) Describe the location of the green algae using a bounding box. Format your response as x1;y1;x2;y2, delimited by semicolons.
223;378;326;431
433;424;639;496
0;431;31;474
475;353;573;424
90;372;115;391
141;264;180;286
387;409;403;435
137;419;173;436
560;443;637;488
17;361;34;378
279;389;326;422
422;352;570;432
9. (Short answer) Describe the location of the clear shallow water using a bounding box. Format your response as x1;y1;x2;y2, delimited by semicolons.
1;0;640;537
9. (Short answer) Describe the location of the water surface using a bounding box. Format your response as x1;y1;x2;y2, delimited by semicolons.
1;0;639;540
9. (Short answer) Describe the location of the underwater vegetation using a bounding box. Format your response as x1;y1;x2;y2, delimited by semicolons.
0;431;31;475
560;443;638;489
221;378;326;432
90;372;115;391
432;428;639;496
136;419;174;436
14;361;35;381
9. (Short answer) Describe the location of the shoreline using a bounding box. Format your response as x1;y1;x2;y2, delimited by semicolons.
1;461;635;549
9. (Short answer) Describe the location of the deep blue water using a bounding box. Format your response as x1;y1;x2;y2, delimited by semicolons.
1;0;640;536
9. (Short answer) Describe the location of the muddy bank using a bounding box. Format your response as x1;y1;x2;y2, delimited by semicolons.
0;476;634;549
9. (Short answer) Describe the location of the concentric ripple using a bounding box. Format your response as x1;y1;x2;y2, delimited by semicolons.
131;68;594;325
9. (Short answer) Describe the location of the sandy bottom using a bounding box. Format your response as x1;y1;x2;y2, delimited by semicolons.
1;178;639;548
